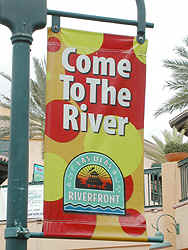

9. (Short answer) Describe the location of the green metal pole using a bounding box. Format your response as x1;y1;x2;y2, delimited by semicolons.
28;231;164;243
5;35;32;250
47;9;154;28
0;1;46;249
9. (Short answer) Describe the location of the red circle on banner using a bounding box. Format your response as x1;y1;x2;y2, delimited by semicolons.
125;176;134;201
48;37;61;52
45;100;80;142
119;209;146;236
44;199;96;238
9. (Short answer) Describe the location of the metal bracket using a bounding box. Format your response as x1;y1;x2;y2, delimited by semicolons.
136;0;146;44
154;214;180;235
5;226;30;239
52;15;60;33
49;0;150;43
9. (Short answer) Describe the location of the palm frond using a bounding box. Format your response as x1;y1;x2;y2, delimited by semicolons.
0;57;46;142
144;152;166;163
0;127;10;139
0;72;12;82
175;46;188;60
144;127;187;163
155;36;188;117
154;91;188;117
165;80;188;90
151;135;165;154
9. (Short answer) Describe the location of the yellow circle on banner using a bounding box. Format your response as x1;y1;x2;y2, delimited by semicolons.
61;28;104;55
133;37;148;64
84;121;143;177
44;152;67;201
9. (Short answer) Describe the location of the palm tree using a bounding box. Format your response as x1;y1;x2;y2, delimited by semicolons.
144;127;185;163
0;57;46;140
154;36;188;117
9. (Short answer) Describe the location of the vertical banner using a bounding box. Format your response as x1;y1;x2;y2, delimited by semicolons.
33;163;44;182
44;28;148;241
0;185;43;220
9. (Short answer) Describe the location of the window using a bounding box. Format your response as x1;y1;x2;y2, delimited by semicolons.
144;164;162;208
178;158;188;202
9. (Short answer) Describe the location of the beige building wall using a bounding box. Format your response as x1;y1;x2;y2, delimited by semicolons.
3;104;188;249
144;157;154;170
0;106;10;116
144;162;178;250
145;209;163;239
175;203;188;250
28;140;43;182
145;160;187;250
159;162;177;250
155;160;188;250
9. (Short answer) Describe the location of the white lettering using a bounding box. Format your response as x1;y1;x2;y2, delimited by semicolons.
68;192;74;200
98;194;103;202
62;48;76;72
101;79;116;105
86;78;101;103
109;195;115;204
118;117;129;136
71;82;85;102
118;88;131;107
67;192;121;205
88;113;103;133
77;192;82;201
76;55;91;74
87;193;93;202
63;104;79;131
62;49;132;78
103;194;109;203
115;195;120;203
83;192;86;201
103;116;117;135
93;193;97;202
80;104;87;132
117;59;131;78
93;56;116;76
60;74;74;100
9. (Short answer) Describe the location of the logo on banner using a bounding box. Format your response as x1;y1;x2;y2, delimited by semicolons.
63;152;125;215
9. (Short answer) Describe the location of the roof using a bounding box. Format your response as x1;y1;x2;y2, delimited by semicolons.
169;110;188;136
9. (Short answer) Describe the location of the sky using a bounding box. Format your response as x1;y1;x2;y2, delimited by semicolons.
0;0;188;141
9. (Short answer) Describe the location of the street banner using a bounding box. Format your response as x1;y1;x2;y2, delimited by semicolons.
0;184;43;220
33;163;44;182
44;28;148;241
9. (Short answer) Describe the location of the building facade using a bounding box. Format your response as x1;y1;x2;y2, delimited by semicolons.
1;106;188;249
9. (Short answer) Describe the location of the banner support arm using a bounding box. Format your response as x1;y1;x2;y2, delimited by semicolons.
48;6;154;43
27;232;164;243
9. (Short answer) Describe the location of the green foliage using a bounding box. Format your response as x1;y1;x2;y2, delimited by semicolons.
164;141;188;154
154;36;188;117
0;57;46;140
144;127;187;163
